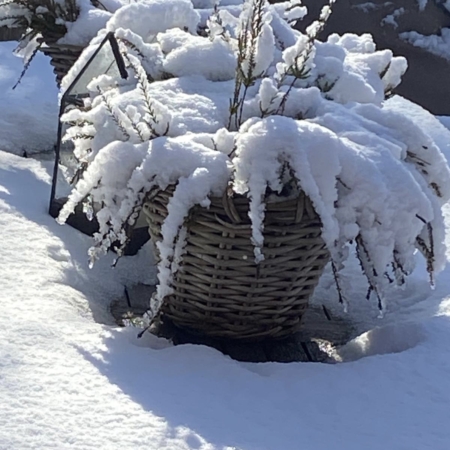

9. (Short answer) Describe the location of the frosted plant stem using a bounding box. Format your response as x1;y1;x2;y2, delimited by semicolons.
275;0;336;115
12;40;42;90
97;86;131;140
229;0;266;129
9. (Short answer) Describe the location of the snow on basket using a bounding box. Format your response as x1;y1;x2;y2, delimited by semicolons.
57;0;450;341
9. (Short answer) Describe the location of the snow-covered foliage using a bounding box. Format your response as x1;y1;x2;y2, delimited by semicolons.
381;7;405;29
401;27;450;61
416;0;428;11
58;0;450;318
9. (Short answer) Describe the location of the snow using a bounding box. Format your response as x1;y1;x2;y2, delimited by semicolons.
58;2;112;46
400;28;450;61
162;34;237;81
2;143;450;450
0;42;58;155
386;96;450;161
416;0;428;11
350;1;450;62
2;3;450;449
271;1;307;23
352;2;382;13
381;7;405;29
105;0;201;42
438;115;450;131
234;117;341;262
317;34;407;105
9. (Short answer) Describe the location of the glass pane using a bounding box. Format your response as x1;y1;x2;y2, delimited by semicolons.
67;37;122;99
50;36;149;250
55;105;79;198
56;34;125;192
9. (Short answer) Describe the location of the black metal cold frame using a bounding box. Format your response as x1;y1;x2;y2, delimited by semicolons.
49;32;149;255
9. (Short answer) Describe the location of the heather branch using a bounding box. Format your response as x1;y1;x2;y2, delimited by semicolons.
331;259;346;306
12;39;42;89
207;4;230;42
275;0;336;115
122;51;169;137
391;250;407;286
228;0;266;130
119;37;145;61
415;214;435;286
97;86;131;140
70;161;89;185
406;150;443;198
123;108;146;143
111;185;155;266
355;234;384;311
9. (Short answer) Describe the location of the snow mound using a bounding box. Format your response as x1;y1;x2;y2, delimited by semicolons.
338;322;426;361
0;42;58;155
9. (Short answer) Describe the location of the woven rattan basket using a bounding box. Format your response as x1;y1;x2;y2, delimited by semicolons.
143;186;329;341
38;35;83;86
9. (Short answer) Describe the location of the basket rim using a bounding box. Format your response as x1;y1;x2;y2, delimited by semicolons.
148;182;319;227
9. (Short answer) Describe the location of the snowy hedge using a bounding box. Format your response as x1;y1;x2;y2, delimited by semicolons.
58;0;450;316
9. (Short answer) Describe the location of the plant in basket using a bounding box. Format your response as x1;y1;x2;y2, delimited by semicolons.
57;0;450;341
0;0;125;85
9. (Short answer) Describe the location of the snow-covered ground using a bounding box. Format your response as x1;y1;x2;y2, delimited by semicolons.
2;41;450;450
0;42;58;155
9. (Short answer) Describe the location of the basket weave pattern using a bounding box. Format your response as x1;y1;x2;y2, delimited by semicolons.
143;186;329;340
38;35;83;86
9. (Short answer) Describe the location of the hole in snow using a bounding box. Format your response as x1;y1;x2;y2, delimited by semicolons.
337;322;425;362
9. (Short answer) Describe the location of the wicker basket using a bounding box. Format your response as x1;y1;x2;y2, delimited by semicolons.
38;36;83;86
143;186;329;341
